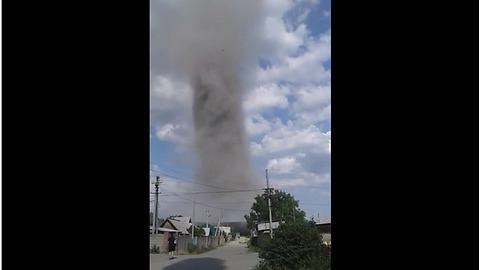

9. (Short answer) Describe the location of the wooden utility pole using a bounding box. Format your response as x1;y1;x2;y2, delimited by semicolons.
265;169;273;238
151;176;161;234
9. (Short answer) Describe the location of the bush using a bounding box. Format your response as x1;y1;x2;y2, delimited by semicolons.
150;245;160;254
256;220;330;270
187;243;197;253
246;237;261;253
187;243;213;254
298;252;331;270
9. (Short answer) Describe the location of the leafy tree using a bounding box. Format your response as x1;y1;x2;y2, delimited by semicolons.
257;219;330;270
187;225;205;236
149;212;164;226
244;189;305;230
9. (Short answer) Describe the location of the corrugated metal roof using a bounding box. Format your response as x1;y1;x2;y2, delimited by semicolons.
165;217;192;234
257;221;281;231
150;226;181;233
317;217;331;224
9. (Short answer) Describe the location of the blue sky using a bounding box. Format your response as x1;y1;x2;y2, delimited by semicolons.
150;0;331;223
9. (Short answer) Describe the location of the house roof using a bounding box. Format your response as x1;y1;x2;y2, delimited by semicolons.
150;226;181;233
161;216;192;234
257;221;281;231
317;217;331;224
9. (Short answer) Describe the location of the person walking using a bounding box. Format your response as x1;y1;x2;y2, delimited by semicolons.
168;233;176;260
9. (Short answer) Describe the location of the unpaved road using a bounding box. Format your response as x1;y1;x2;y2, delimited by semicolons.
150;237;259;270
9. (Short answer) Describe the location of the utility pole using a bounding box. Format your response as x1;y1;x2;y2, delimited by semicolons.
206;210;210;228
151;176;161;235
206;210;211;247
265;169;273;238
192;197;196;242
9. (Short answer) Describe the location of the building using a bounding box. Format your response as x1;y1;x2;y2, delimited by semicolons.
315;219;331;246
159;216;192;235
214;226;231;236
253;221;284;247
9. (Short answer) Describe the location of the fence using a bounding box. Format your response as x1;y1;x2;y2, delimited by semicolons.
173;235;228;253
149;233;168;252
150;234;230;253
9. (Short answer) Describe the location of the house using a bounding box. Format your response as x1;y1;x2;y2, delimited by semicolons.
257;221;281;231
150;226;180;234
254;221;284;247
315;219;331;246
159;216;192;235
214;226;231;236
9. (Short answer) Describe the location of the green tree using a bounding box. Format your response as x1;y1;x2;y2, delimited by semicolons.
257;219;330;270
149;212;164;226
187;225;205;236
244;189;305;230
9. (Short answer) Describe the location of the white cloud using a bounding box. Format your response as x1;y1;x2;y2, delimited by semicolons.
274;178;308;187
245;114;272;136
269;172;330;187
293;84;330;109
261;123;331;154
323;10;331;17
300;172;331;184
151;75;192;112
150;163;161;173
256;29;331;85
272;172;331;188
243;83;290;114
294;104;331;126
263;0;293;18
154;124;190;144
150;75;192;130
260;17;308;61
267;156;302;173
250;141;264;157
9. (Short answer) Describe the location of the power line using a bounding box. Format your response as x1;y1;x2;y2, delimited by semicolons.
151;169;328;191
150;164;266;189
269;185;329;189
157;189;263;196
159;173;237;190
161;188;251;212
150;169;328;190
150;169;265;191
157;201;330;205
150;164;329;190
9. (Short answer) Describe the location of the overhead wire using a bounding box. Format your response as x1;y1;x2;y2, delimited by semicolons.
151;168;327;192
161;187;252;212
150;163;328;190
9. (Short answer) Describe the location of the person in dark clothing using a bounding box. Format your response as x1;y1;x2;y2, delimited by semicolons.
168;233;176;260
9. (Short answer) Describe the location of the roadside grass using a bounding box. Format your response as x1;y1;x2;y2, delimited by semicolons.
187;244;215;255
245;238;261;253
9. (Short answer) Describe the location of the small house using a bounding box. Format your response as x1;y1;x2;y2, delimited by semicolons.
159;216;192;235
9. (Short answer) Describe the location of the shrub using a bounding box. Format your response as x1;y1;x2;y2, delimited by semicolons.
257;220;330;270
187;243;214;254
150;245;160;254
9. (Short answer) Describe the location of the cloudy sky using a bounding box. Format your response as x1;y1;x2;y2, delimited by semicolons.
150;0;330;223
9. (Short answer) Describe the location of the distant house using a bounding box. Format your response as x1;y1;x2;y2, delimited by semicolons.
150;226;180;234
214;226;231;236
159;216;192;235
254;221;284;247
257;221;282;232
315;220;331;246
